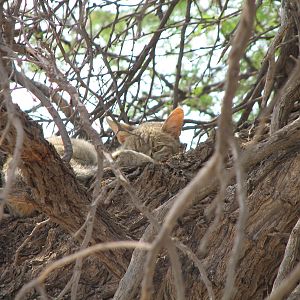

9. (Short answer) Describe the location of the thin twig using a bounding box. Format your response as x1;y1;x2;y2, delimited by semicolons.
222;138;248;300
141;1;255;298
14;69;73;162
266;262;300;300
176;241;215;300
115;110;300;300
173;0;191;108
271;217;300;292
0;56;24;220
14;241;151;300
14;218;50;265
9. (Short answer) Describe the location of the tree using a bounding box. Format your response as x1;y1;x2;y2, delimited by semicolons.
0;0;300;299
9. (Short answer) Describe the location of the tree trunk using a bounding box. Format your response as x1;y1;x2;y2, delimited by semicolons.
1;103;300;298
0;103;130;278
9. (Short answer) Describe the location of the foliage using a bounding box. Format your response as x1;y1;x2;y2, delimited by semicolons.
7;0;281;145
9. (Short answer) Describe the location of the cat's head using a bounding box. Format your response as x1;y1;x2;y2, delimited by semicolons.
106;107;184;161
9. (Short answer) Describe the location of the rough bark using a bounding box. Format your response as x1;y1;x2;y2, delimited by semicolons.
1;105;300;298
1;1;300;298
159;150;300;299
0;104;130;278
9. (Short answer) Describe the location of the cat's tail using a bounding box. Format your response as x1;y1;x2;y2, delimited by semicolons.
71;162;97;186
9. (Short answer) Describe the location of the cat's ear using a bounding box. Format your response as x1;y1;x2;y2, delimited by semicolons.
106;117;134;144
162;107;184;139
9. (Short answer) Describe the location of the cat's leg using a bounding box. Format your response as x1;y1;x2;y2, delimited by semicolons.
112;149;154;167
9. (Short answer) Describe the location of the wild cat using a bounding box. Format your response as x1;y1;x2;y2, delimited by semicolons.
2;107;184;216
107;107;184;167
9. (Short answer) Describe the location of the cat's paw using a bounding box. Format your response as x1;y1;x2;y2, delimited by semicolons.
112;150;154;167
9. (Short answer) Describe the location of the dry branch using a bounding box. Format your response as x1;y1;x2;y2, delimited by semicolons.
271;217;300;293
266;262;300;300
141;1;255;299
15;241;150;300
0;51;24;219
1;1;300;299
0;103;129;278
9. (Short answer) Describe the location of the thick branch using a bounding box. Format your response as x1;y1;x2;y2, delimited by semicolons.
0;104;130;278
